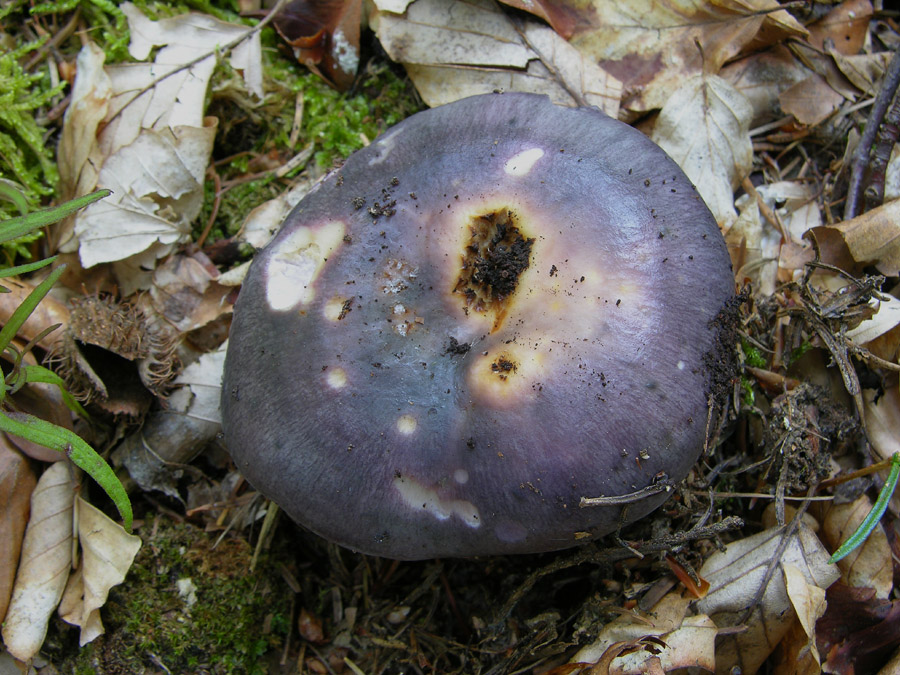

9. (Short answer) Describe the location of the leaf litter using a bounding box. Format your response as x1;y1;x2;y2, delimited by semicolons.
2;0;900;672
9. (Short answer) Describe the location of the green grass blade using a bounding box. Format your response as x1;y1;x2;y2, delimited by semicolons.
0;263;64;357
0;411;133;531
0;255;56;278
0;188;110;244
23;364;89;418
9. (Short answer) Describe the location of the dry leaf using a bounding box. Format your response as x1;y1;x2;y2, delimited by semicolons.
569;0;807;115
1;462;75;662
846;295;900;347
783;562;827;664
572;593;717;674
778;73;844;126
56;1;262;291
370;0;621;115
809;199;900;276
651;73;753;229
820;494;894;600
498;0;577;39
807;0;873;55
273;0;362;90
0;278;70;352
0;439;36;624
721;45;813;123
58;497;141;645
144;253;233;335
694;524;840;675
773;618;826;675
113;343;225;498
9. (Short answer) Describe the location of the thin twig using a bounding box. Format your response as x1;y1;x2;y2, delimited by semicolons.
844;49;900;220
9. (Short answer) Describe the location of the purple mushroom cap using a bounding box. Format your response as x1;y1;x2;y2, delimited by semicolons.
221;93;734;559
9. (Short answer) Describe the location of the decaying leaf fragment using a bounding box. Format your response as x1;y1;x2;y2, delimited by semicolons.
1;462;74;662
694;524;840;675
572;593;716;674
370;0;621;115
58;497;142;646
651;74;753;229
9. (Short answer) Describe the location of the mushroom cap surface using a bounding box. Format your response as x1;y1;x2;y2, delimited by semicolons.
221;93;734;559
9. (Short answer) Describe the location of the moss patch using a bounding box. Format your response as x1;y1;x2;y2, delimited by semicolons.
48;515;291;674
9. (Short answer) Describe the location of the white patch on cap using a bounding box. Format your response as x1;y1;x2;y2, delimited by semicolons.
453;469;469;485
265;221;345;311
324;297;349;322
504;148;544;176
677;360;686;370
396;414;417;435
326;367;347;390
394;475;480;528
368;127;402;166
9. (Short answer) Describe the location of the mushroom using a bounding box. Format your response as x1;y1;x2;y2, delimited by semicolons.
221;93;734;559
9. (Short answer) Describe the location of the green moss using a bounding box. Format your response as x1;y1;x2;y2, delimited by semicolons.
740;338;766;369
60;516;291;674
197;36;423;244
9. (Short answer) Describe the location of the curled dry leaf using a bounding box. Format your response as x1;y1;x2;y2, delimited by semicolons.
651;73;753;229
821;492;894;600
273;0;362;90
1;462;74;662
113;343;225;499
572;593;716;674
0;438;36;624
370;0;621;115
56;1;263;290
782;562;828;665
809;199;900;276
569;0;807;115
806;0;873;55
58;497;141;646
721;45;814;124
694;524;840;675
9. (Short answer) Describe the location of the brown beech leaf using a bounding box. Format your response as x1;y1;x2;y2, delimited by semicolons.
809;199;900;276
273;0;362;90
572;593;716;674
1;462;75;662
0;439;36;624
569;0;806;115
721;45;814;124
783;562;828;665
497;0;578;39
806;0;873;56
821;493;894;599
370;0;621;115
778;73;844;126
694;524;840;675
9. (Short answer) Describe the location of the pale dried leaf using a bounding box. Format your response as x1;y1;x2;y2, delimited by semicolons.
652;74;753;229
783;562;827;664
1;463;74;661
58;497;141;645
168;342;227;426
569;0;807;114
847;295;900;346
810;199;900;276
779;74;844;126
694;524;840;675
820;493;893;599
370;0;621;115
886;145;900;203
57;2;260;286
0;439;36;624
828;50;893;97
572;593;716;673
